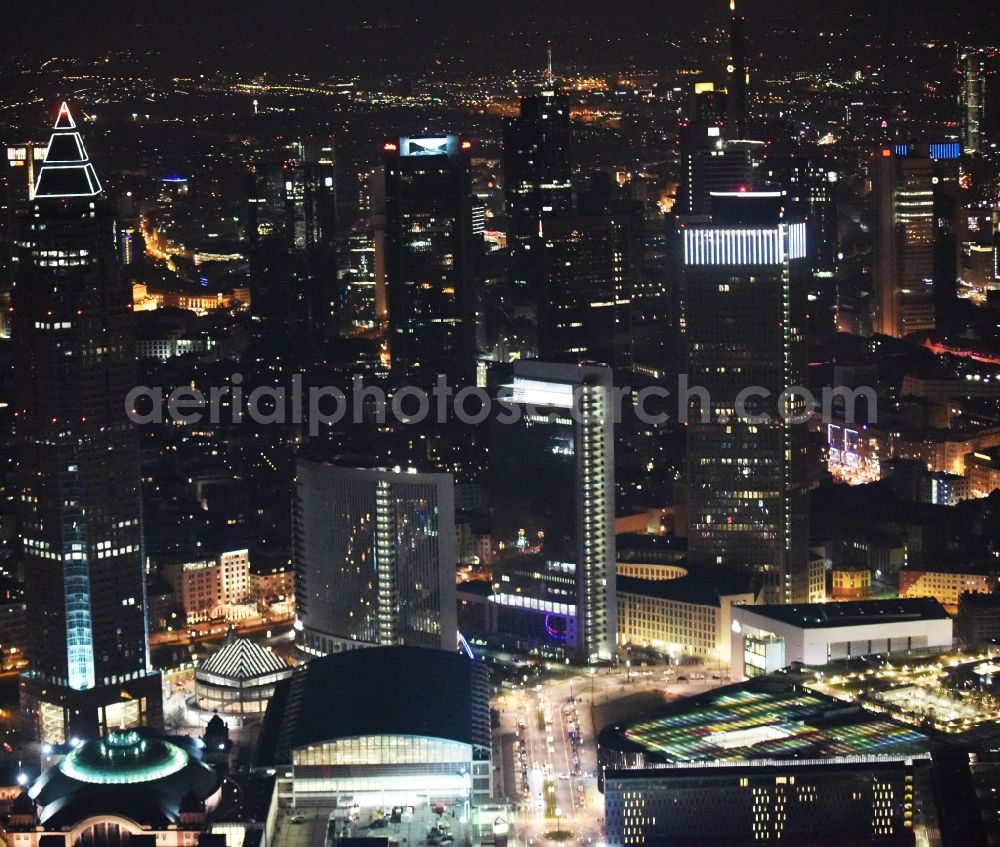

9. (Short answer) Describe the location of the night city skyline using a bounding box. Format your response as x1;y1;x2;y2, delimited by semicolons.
0;1;999;846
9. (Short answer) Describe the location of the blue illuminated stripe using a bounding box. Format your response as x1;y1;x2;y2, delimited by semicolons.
930;142;960;160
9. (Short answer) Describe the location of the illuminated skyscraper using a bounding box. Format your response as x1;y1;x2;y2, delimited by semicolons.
873;144;960;338
13;103;161;742
488;361;616;663
293;458;458;655
679;192;810;604
959;47;1000;155
383;135;476;381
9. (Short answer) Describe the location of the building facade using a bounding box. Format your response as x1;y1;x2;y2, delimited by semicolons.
539;214;631;369
598;678;931;847
872;144;959;338
616;568;759;664
605;761;921;847
503;86;573;296
729;599;953;680
488;361;616;663
898;566;995;612
14;103;161;743
679;192;810;603
164;549;252;624
959;47;1000;155
383;134;475;381
294;459;458;655
258;647;491;806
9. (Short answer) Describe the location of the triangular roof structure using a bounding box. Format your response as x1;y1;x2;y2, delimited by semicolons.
197;636;290;681
33;101;102;199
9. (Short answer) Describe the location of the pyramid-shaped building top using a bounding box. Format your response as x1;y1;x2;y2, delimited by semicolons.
197;631;291;682
33;102;102;199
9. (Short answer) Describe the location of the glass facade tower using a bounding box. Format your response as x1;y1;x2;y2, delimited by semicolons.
293;459;458;654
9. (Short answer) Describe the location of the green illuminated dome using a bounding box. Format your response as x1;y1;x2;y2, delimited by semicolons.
57;730;188;785
30;729;219;828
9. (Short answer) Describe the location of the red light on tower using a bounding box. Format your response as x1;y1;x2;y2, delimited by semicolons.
54;101;76;130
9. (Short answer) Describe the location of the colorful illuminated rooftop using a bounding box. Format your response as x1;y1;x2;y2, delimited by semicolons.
609;685;930;764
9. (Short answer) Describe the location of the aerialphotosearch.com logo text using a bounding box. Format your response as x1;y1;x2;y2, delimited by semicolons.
125;374;877;435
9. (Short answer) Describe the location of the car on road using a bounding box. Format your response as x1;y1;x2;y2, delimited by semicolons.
290;815;306;824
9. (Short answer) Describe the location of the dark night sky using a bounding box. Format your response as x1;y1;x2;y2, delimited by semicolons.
2;1;1000;75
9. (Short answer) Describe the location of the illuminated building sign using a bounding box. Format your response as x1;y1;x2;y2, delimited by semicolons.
398;135;463;157
505;377;575;409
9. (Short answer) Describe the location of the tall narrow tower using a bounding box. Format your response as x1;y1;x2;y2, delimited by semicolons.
14;103;161;742
383;134;475;382
727;0;750;139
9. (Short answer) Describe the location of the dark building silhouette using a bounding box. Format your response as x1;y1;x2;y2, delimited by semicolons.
247;136;337;348
503;85;573;298
727;0;750;139
538;214;631;369
383;135;476;382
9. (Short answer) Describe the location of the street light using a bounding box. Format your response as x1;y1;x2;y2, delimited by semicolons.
555;807;562;839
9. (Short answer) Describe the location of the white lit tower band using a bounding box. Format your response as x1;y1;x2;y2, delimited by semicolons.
12;103;162;742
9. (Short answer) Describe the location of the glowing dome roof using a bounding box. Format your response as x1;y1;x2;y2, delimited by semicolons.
57;730;188;785
29;729;219;828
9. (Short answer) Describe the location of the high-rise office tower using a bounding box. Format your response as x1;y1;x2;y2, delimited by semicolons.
13;103;161;742
383;135;476;382
248;137;336;253
764;148;840;327
538;213;631;369
345;223;381;330
679;125;762;215
679;192;810;604
688;81;728;126
873;143;960;338
726;0;750;139
773;149;839;278
503;81;573;296
293;458;458;655
1;141;46;290
488;361;616;663
248;136;337;346
959;47;1000;155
